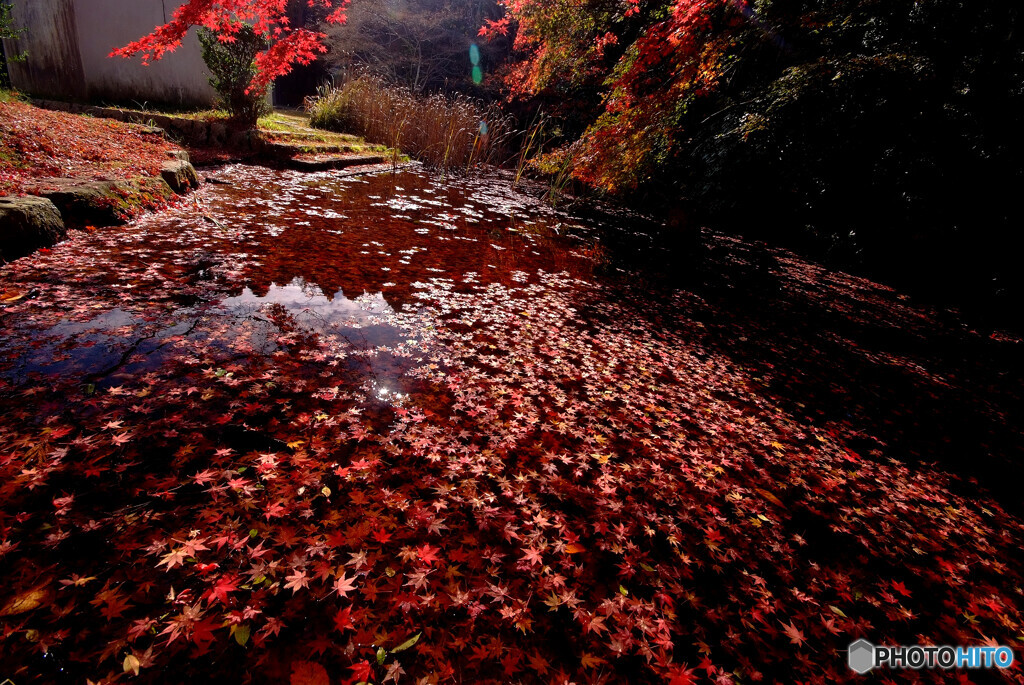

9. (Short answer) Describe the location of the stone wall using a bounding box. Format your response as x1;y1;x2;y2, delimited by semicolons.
30;99;268;152
2;0;215;106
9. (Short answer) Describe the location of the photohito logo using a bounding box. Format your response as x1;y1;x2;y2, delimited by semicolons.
848;640;1015;674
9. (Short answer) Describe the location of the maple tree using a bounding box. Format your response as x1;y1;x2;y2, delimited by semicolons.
111;0;351;98
483;0;1023;309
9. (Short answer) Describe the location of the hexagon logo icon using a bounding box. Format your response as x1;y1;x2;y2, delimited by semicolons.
848;639;875;674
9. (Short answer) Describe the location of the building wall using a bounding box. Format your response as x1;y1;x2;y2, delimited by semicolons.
3;0;86;100
72;0;215;106
2;0;215;106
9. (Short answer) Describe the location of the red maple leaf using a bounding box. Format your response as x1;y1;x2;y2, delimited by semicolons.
668;663;698;685
205;574;240;605
521;546;544;566
333;572;358;598
284;569;309;594
333;606;354;633
416;543;441;565
348;660;373;684
781;620;806;647
290;660;330;685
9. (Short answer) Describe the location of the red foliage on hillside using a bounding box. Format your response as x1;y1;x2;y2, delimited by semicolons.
0;100;179;195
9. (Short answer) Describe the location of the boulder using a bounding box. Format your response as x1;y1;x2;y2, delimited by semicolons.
0;196;66;262
159;160;201;194
29;176;178;227
32;179;130;227
165;149;191;163
228;129;253;150
189;120;209;145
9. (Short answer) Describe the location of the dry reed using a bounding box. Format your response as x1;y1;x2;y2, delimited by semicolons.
306;75;514;174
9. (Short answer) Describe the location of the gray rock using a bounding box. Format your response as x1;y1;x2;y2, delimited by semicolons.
166;117;203;143
148;115;172;130
186;119;207;143
285;154;389;172
0;196;66;262
165;149;191;163
32;179;129;227
189;120;209;145
160;160;201;194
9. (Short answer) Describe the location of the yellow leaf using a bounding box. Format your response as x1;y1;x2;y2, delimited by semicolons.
756;488;785;508
393;631;421;652
123;654;141;676
0;586;49;617
231;624;251;646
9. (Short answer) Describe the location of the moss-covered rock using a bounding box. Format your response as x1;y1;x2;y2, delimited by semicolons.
33;179;131;227
159;160;200;194
29;176;177;228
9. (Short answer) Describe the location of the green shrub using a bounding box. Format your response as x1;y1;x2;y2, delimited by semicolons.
197;24;270;128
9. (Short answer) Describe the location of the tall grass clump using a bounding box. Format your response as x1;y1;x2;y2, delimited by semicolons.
306;74;514;173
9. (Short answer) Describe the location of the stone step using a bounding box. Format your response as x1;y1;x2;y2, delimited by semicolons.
266;130;361;143
264;141;369;158
284;154;390;172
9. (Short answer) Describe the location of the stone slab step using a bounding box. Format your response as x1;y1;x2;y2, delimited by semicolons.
266;130;361;143
284;154;390;172
264;141;369;158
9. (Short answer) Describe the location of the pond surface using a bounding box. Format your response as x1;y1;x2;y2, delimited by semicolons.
0;165;1022;684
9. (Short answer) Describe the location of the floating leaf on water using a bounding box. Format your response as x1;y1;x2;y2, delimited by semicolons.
392;632;421;653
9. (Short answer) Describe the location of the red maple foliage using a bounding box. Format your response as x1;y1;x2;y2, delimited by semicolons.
110;0;350;91
0;100;179;196
480;0;748;192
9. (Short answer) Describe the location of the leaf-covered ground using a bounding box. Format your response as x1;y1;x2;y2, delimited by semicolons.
0;165;1022;684
0;99;179;196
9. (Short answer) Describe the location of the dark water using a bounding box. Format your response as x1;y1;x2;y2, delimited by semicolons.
0;165;1021;684
2;166;604;394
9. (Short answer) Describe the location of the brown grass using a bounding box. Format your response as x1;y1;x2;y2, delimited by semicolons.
305;75;514;173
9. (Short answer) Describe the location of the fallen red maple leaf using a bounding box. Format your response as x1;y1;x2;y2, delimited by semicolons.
781;620;806;647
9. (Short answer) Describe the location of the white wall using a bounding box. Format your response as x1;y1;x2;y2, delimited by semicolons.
3;0;87;99
3;0;215;106
73;0;215;106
